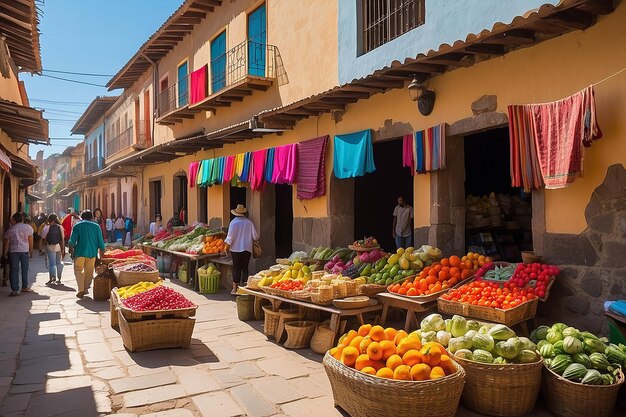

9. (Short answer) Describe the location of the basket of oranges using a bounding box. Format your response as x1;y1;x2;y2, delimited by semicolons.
323;324;465;417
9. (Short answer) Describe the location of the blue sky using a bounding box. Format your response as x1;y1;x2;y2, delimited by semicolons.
23;1;179;158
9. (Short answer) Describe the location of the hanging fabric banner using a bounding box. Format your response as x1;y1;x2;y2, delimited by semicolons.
272;143;297;184
188;161;200;188
264;147;275;184
190;65;208;104
415;124;446;174
333;129;376;179
249;149;268;191
402;134;415;175
296;135;328;200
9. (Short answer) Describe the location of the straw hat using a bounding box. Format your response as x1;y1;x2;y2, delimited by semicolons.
231;204;247;217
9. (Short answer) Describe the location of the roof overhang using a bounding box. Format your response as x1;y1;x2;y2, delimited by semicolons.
25;192;42;202
259;0;615;127
70;96;119;135
107;0;223;90
0;98;48;144
0;142;37;179
0;0;42;73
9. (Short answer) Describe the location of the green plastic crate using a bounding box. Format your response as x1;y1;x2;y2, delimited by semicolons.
199;271;221;294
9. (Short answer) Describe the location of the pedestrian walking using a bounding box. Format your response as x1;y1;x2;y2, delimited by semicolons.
93;208;107;242
124;215;134;246
33;211;46;255
62;209;80;258
392;196;413;250
114;214;125;243
2;212;34;296
40;214;66;285
106;213;115;243
68;210;105;298
149;214;163;236
224;204;259;295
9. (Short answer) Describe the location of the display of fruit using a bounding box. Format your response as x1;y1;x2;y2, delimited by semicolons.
532;323;625;385
270;279;304;291
117;281;162;299
257;263;313;287
508;263;559;300
441;279;537;309
113;262;157;273
202;236;226;254
462;252;494;271
388;255;474;297
329;323;459;381
351;237;379;249
330;249;387;278
121;285;195;311
475;262;514;281
367;245;442;286
309;247;354;262
104;248;147;259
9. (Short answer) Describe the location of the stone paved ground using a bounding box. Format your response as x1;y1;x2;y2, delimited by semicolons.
1;255;625;417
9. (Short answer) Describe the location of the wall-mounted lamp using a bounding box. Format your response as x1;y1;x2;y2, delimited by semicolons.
408;76;436;116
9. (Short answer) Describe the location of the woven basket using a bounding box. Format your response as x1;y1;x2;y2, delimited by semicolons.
110;289;119;328
358;284;387;297
541;366;624;417
93;277;115;301
276;309;304;343
262;306;280;339
310;323;336;354
284;321;318;349
117;309;195;352
114;270;161;287
438;297;538;327
454;356;543;416
323;353;465;417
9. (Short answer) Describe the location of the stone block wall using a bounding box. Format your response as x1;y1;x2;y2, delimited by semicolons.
537;164;626;334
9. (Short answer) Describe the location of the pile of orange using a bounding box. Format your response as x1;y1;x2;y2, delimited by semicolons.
463;252;494;271
203;236;225;254
329;324;458;381
388;255;474;296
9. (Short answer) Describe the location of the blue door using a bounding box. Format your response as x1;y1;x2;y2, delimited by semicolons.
177;61;188;106
210;31;226;93
248;4;266;77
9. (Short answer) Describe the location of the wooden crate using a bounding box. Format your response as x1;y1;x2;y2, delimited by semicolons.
117;309;195;352
438;297;538;326
110;290;119;328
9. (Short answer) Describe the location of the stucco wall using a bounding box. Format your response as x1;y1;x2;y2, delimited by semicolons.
338;0;559;84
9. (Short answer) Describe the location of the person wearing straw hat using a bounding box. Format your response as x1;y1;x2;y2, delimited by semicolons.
225;204;259;295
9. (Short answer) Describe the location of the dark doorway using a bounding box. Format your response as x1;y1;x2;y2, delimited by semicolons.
197;186;208;224
354;138;413;252
464;127;532;262
229;185;247;221
173;174;188;224
275;184;293;258
3;176;11;233
132;184;138;222
149;180;162;220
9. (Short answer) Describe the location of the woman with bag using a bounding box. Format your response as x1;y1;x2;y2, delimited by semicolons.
224;204;259;295
40;213;65;285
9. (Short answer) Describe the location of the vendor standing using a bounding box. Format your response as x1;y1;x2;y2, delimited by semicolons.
224;204;259;295
392;197;413;250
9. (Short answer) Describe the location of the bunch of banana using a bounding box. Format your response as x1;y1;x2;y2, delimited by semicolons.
117;281;162;299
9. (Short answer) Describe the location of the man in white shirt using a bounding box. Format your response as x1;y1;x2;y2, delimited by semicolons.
392;197;413;250
224;204;259;295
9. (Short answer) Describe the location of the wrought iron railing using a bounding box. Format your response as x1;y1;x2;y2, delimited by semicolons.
84;157;104;174
134;120;151;147
158;84;177;117
107;126;133;157
211;41;276;94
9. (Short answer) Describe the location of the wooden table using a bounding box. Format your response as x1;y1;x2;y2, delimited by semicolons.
240;287;383;340
376;292;438;332
139;244;221;291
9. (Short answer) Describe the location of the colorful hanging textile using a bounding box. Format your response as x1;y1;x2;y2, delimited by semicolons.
509;86;602;190
240;152;252;183
223;155;235;184
0;147;12;173
200;160;211;187
402;134;415;175
414;124;446;174
508;106;544;192
265;147;275;183
296;136;328;200
190;65;208;104
188;161;200;188
333;129;376;179
272;144;297;184
233;153;245;181
216;157;225;184
249;149;268;191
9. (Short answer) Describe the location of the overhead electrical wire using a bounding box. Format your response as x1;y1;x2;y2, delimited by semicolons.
30;98;90;105
41;74;107;88
42;69;114;77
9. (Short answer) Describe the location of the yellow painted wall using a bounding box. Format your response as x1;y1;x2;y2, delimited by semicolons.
0;65;23;104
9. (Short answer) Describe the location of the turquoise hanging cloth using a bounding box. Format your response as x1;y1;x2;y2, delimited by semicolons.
265;147;275;183
216;157;225;184
201;160;212;187
209;158;220;186
333;129;376;179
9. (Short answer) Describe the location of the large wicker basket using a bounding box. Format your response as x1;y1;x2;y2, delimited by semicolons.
323;353;465;417
438;297;538;326
541;366;624;417
454;356;543;416
117;309;195;352
284;321;317;349
262;306;280;339
310;323;335;354
93;277;115;301
114;269;161;287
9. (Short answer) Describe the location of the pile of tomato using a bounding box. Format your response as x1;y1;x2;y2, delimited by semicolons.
508;263;559;300
122;286;195;311
270;279;304;291
440;280;538;309
388;255;475;297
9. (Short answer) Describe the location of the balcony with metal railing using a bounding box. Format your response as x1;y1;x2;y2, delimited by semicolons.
107;126;133;158
157;40;278;125
84;156;105;175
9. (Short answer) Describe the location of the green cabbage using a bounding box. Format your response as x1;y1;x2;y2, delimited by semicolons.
516;349;539;363
436;331;451;346
448;336;473;353
507;337;523;352
420;314;446;332
472;333;495;352
549;354;573;375
493;356;509;364
530;325;550;343
546;330;563;344
581;369;603;385
562;327;580;339
421;331;437;343
553;340;565;355
445;318;452;333
583;338;607;355
572;353;593;368
551;323;568;333
539;343;555;358
488;324;516;341
465;330;478;340
563;336;584;354
589;352;611;371
450;315;467;337
537;340;550;350
494;341;520;360
466;320;480;332
472;349;494;364
518;337;537;351
454;349;473;360
478;324;493;334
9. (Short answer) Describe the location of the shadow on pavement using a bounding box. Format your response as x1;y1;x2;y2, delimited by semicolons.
128;338;218;368
44;282;76;292
76;297;109;313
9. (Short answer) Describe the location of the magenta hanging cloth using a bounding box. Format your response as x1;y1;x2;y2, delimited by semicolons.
271;143;297;184
402;134;415;175
222;155;235;184
296;136;328;200
249;149;268;191
190;65;208;104
188;161;200;188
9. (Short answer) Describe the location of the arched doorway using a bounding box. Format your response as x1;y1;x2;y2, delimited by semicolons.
173;172;188;224
132;183;138;223
3;176;11;233
111;193;115;216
